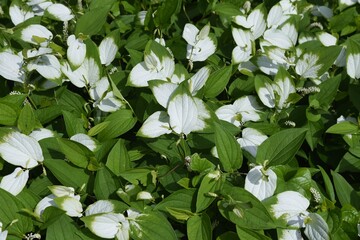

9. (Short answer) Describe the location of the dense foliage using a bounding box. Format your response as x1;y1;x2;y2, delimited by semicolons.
0;0;360;239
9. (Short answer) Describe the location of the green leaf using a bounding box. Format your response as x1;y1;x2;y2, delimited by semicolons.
214;122;242;172
165;207;194;221
336;146;360;172
306;120;324;151
46;214;83;240
331;171;360;210
62;110;86;137
256;128;307;166
204;65;232;98
75;7;109;36
154;0;181;29
187;214;212;240
236;226;271;240
119;168;155;186
326;121;359;134
97;109;137;141
44;158;90;189
94;167;120;200
196;170;223;212
57;138;94;169
88;121;111;137
17;103;36;135
0;188;33;236
309;75;341;111
155;188;196;213
0;102;18;126
130;211;177;240
106;139;131;176
318;166;335;202
218;185;276;229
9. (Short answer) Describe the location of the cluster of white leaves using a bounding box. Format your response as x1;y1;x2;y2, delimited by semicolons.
182;23;217;62
81;200;143;240
0;129;53;195
9;1;74;26
271;191;329;240
34;185;83;218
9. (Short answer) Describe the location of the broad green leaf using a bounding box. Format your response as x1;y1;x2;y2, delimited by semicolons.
62;110;86;137
106;139;131;176
0;188;33;236
57;138;94;169
97;109;137;141
17;103;36;135
57;88;87;115
88;121;111;137
204;65;232;98
216;231;239;240
218;185;276;229
166;207;195;221
75;7;109;36
46;214;83;240
44;158;90;189
236;226;271;240
94;167;120;200
214;122;242;172
326;121;359;134
154;0;181;29
337;146;360;172
0;102;18;126
130;211;177;240
155;188;196;213
309;75;342;111
306;120;324;151
331;171;360;209
256;128;307;166
119;168;155;186
196;170;224;212
187;214;212;240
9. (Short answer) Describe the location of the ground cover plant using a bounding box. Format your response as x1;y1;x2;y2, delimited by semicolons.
0;0;359;239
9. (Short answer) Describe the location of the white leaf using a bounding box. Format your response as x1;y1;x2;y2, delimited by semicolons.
168;93;198;135
188;66;210;95
67;35;86;67
70;133;98;151
49;185;76;197
138;111;171;138
295;53;322;79
24;47;53;59
347;53;360;79
232;28;252;48
29;128;55;141
45;3;74;21
237;128;267;157
97;91;123;112
257;81;275;108
21;24;53;46
232;45;252;64
257;55;283;75
0;131;43;168
186;38;216;62
233;95;262;122
34;194;56;218
61;61;86;88
215;105;241;127
278;229;303;240
9;3;34;26
317;32;337;47
56;196;83;217
192;98;210;132
312;6;333;19
89;77;110;102
304;213;329;240
263;28;293;50
0;51;25;83
267;4;288;28
281;23;298;46
136;191;153;200
85;200;115;216
0;168;29;196
244;166;277;201
182;23;199;46
149;81;177;108
247;9;266;39
271;191;309;227
27;54;61;80
334;47;346;67
274;75;296;109
99;37;118;66
85;213;129;239
28;1;53;16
